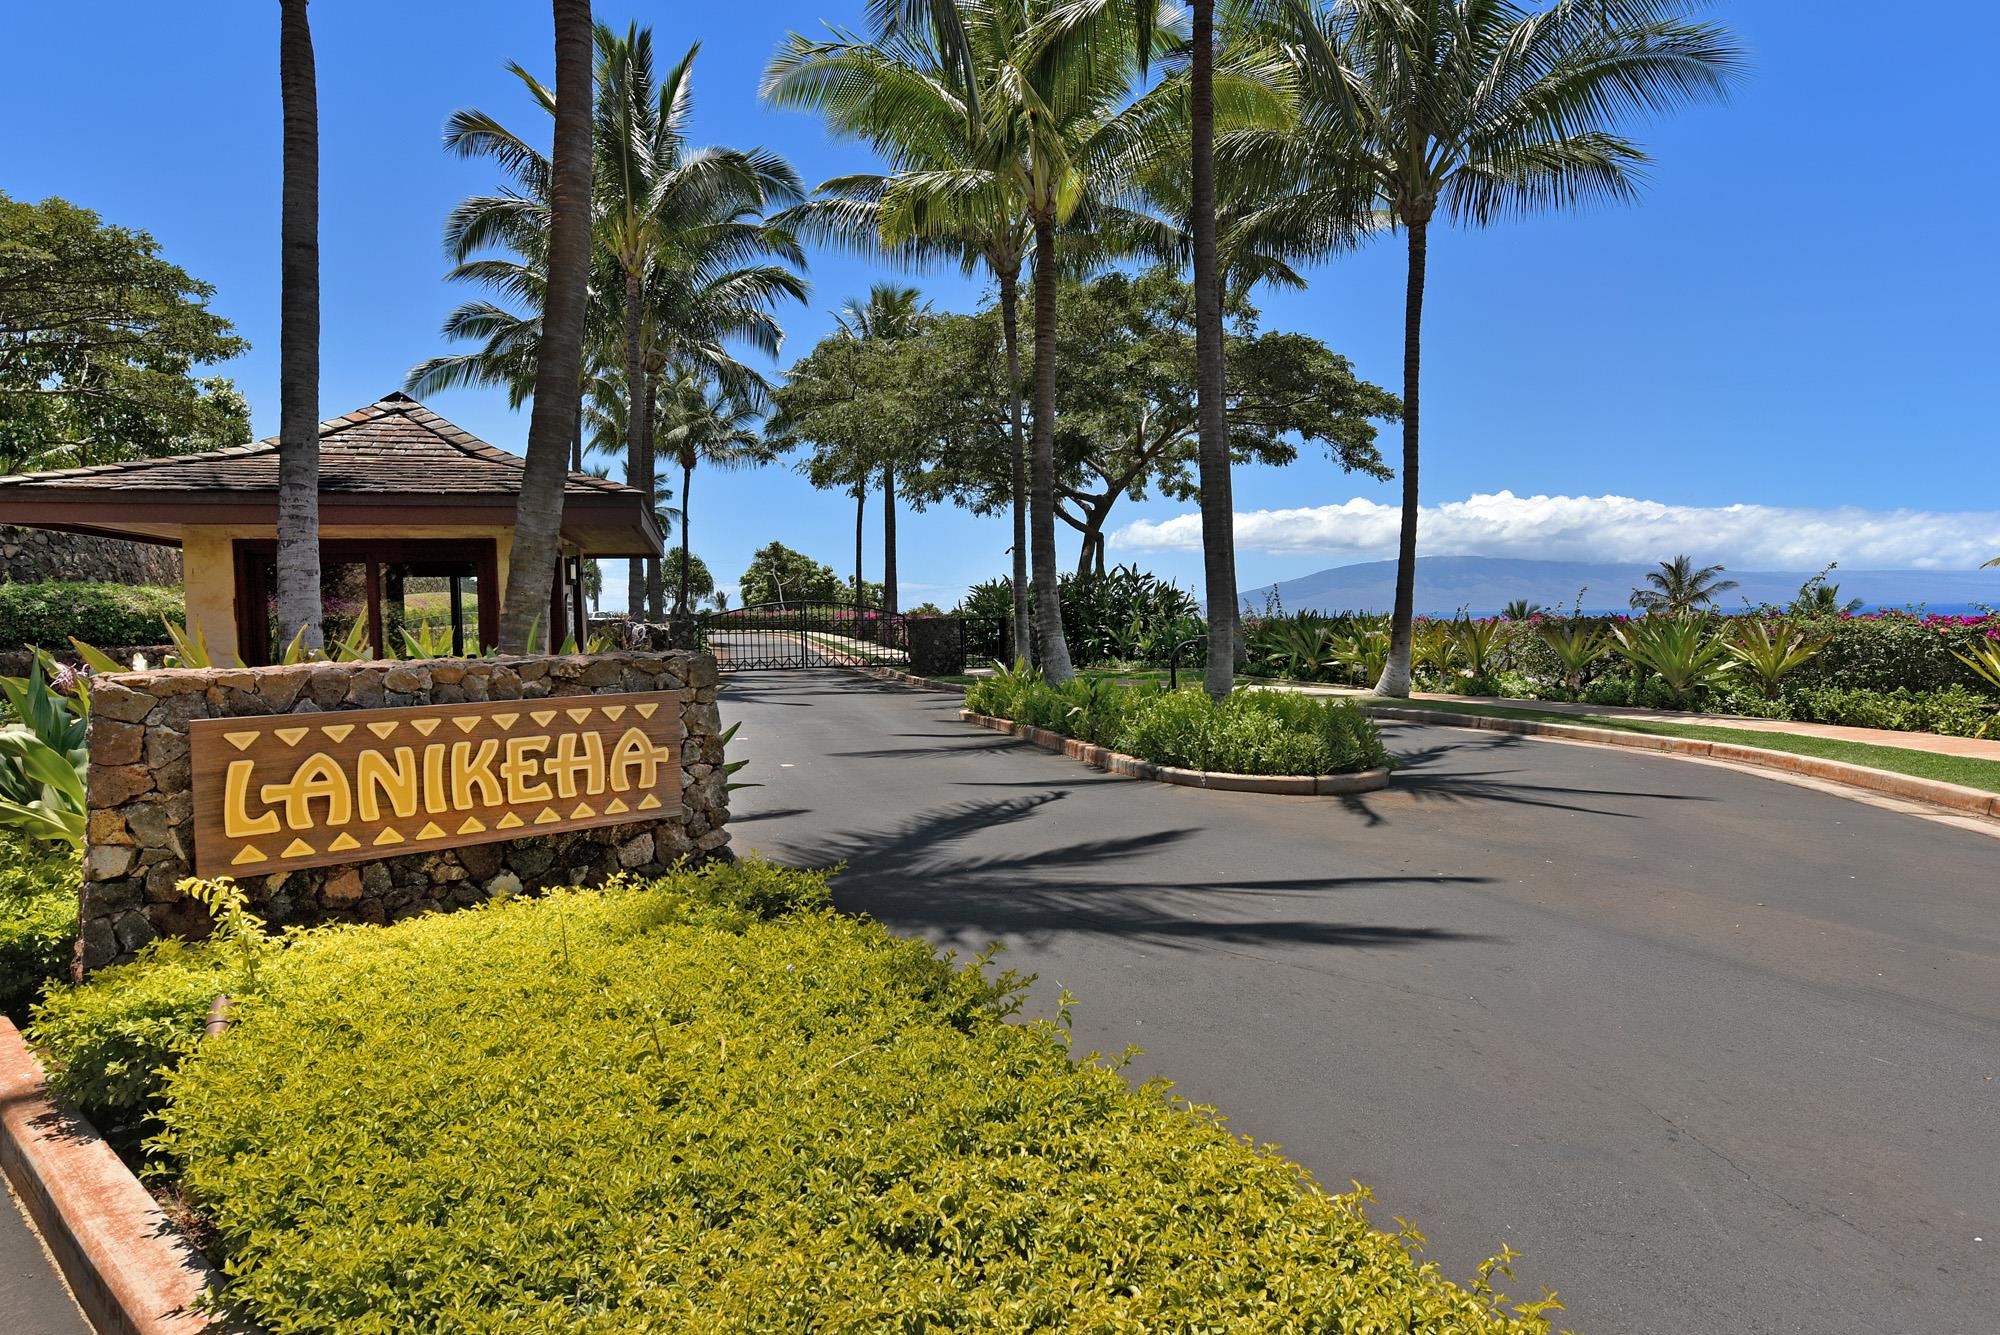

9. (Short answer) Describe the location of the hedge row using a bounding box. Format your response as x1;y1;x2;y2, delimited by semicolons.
0;833;76;1017
0;581;183;650
32;862;1548;1333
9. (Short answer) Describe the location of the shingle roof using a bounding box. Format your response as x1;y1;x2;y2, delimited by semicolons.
0;393;631;499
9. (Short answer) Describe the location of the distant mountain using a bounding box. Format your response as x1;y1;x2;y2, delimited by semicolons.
1239;556;2000;618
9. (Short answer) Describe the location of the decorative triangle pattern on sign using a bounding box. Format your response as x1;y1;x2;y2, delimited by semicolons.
328;833;361;852
274;727;310;747
321;724;354;743
367;721;399;739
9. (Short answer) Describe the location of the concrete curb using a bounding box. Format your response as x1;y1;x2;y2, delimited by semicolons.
959;710;1391;797
0;1019;238;1335
1362;705;2000;821
842;663;969;694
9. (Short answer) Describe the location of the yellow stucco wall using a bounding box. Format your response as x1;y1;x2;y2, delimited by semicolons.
180;524;518;664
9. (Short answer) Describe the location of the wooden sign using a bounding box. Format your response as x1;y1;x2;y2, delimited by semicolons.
190;691;687;878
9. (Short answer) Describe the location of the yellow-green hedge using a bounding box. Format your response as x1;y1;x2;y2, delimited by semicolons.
65;863;1554;1332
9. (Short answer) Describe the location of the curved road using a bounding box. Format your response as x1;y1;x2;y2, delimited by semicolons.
723;672;1998;1335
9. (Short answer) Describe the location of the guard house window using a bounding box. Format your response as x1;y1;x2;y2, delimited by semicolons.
232;539;499;665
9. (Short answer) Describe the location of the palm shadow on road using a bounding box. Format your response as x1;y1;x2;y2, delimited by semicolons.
759;789;1497;955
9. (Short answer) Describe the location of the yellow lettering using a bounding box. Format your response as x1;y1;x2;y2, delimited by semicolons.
259;752;352;831
607;727;673;793
449;739;502;810
544;730;604;798
422;743;447;813
502;736;553;804
223;759;279;838
356;747;418;822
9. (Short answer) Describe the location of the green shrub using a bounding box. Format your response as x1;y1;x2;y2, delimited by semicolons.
0;582;183;650
129;862;1546;1333
1785;684;1995;737
972;674;1389;775
0;834;78;1018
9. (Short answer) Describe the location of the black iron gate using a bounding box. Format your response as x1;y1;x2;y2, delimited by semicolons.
697;602;913;671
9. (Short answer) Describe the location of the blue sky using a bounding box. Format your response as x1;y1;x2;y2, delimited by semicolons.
5;1;1996;609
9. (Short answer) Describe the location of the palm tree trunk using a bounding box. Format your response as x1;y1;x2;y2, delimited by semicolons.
853;485;865;609
1375;216;1426;697
1190;0;1236;698
882;462;898;616
499;0;593;652
1028;216;1074;683
677;459;693;616
998;269;1031;666
623;276;646;622
275;0;322;655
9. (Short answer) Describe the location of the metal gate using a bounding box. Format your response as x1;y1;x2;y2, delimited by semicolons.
700;602;912;672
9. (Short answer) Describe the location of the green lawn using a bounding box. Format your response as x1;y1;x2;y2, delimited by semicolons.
1357;697;2000;795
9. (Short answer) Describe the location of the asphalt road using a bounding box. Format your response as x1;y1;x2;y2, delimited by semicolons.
723;671;1999;1335
3;1180;89;1334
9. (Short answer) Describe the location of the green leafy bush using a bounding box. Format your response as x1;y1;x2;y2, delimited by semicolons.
0;658;90;846
0;834;78;1018
971;671;1389;775
961;568;1204;668
122;862;1546;1332
1786;684;1995;737
0;582;183;650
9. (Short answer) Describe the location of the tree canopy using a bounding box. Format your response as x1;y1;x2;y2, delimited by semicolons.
0;192;249;473
738;541;845;606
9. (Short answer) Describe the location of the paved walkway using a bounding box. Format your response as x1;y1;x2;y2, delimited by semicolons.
1261;682;2000;759
723;672;1999;1335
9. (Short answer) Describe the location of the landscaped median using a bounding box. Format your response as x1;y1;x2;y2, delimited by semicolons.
16;860;1553;1333
962;666;1391;795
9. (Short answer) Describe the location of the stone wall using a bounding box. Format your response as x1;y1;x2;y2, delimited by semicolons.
78;650;729;973
0;527;182;587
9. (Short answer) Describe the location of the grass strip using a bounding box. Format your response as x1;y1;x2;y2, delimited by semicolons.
1358;697;2000;795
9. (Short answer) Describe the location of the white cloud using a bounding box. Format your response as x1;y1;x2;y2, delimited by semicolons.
1110;490;2000;570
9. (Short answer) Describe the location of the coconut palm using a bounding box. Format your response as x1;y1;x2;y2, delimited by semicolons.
655;366;764;617
1255;0;1741;695
276;0;322;651
500;0;596;652
833;283;932;614
1630;555;1739;615
764;15;1039;662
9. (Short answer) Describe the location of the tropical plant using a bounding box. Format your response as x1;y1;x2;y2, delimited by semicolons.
1333;620;1391;686
1610;613;1734;701
276;0;323;653
1501;600;1544;621
1411;618;1460;678
0;660;89;847
1952;638;2000;695
1536;619;1609;693
1723;618;1825;699
1631;555;1740;615
1450;616;1504;680
654;367;763;617
1790;564;1864;618
1249;0;1741;695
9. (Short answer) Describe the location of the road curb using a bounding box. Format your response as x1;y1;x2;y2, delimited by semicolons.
960;710;1391;797
1362;705;2000;821
0;1019;239;1335
842;663;968;694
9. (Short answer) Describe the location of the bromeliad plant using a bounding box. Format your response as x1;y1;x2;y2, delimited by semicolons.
1723;619;1826;699
1611;613;1736;703
1450;617;1505;684
1537;619;1610;694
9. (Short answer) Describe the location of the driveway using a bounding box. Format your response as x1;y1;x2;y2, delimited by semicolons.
723;672;1998;1335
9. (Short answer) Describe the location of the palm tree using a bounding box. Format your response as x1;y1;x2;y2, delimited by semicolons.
655;365;763;617
423;24;803;625
499;0;594;652
1260;0;1741;696
276;0;322;651
834;283;931;615
764;15;1037;663
1631;555;1738;615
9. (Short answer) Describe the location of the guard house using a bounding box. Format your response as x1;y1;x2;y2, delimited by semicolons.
0;393;661;664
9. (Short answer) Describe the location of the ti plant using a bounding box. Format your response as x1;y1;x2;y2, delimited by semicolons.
1723;619;1825;699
